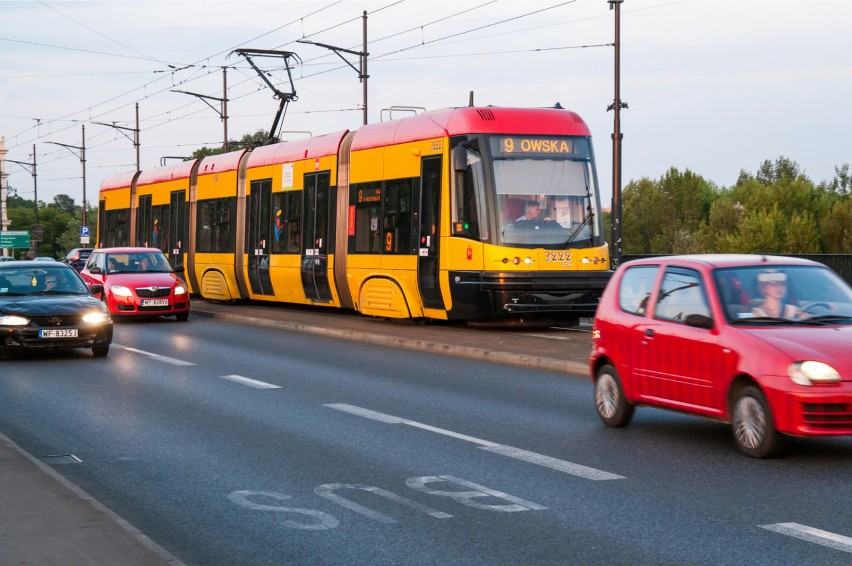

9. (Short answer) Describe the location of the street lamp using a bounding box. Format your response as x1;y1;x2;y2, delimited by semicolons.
94;102;141;172
171;68;230;152
47;125;87;229
297;11;369;125
5;145;40;256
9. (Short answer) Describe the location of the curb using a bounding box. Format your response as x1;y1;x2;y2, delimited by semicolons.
191;308;591;376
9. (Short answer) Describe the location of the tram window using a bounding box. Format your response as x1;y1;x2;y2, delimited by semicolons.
353;182;383;253
151;204;169;254
104;208;130;247
451;146;486;240
383;179;414;254
271;191;302;254
136;195;152;246
197;197;236;253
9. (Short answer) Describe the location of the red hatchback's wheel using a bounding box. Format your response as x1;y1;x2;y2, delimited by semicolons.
595;364;634;427
731;385;783;458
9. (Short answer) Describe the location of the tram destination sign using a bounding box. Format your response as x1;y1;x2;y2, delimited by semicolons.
0;230;30;249
491;136;576;157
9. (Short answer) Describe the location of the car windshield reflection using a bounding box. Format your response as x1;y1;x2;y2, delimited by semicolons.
105;253;172;274
0;267;89;296
714;265;852;324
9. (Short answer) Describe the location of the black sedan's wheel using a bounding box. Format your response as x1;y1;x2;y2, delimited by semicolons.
92;345;110;357
731;385;783;458
594;364;634;427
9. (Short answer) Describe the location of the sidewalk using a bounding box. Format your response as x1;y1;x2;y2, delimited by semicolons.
1;299;592;565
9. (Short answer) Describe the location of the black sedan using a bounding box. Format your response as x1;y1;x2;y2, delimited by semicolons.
0;261;113;358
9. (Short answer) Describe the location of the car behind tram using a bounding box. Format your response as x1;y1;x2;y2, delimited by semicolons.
97;106;612;324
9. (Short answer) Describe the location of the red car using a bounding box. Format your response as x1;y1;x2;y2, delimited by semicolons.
590;254;852;457
81;247;190;321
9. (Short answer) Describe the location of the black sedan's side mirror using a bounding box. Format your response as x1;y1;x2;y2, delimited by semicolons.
685;313;714;330
91;284;104;294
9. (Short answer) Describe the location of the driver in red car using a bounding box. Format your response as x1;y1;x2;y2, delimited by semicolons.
752;270;799;319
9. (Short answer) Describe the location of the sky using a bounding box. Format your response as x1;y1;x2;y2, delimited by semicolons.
2;0;851;218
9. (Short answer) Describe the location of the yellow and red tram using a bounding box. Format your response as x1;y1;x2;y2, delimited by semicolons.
98;106;612;323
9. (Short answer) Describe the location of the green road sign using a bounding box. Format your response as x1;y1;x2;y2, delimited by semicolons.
0;231;30;249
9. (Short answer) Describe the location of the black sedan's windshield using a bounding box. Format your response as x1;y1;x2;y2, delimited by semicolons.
0;266;89;296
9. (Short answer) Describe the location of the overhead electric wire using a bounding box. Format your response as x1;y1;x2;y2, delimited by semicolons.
4;0;621;192
37;0;158;61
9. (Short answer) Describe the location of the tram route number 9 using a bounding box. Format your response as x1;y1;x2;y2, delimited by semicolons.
544;251;572;263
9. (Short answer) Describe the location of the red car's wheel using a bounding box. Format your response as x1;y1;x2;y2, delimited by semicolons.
595;364;634;428
731;385;783;458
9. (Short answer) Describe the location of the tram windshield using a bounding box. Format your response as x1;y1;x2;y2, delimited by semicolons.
491;136;600;248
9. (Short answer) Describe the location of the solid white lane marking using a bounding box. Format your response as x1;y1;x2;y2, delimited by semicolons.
113;344;196;366
220;375;281;389
761;523;852;554
324;403;624;481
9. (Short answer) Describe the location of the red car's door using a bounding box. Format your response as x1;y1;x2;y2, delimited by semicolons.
639;267;727;416
609;265;662;395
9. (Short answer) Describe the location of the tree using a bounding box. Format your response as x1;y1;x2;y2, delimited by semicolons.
188;129;271;160
52;194;78;215
820;199;852;253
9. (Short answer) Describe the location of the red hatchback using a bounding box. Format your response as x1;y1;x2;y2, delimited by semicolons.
81;247;190;321
590;255;852;457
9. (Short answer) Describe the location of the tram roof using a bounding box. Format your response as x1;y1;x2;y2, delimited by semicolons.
246;130;349;169
135;159;197;187
198;148;249;177
99;170;140;192
351;106;591;151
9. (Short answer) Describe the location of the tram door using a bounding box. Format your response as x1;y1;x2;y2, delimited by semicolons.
300;171;333;303
247;180;274;295
168;190;186;270
418;156;444;309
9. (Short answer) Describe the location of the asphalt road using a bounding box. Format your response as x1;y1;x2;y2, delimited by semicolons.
1;315;851;565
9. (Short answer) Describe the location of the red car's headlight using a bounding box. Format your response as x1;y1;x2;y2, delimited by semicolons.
788;361;841;386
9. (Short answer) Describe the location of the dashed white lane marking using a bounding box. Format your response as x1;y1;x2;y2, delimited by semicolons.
324;403;624;481
220;374;281;389
761;523;852;554
113;344;196;366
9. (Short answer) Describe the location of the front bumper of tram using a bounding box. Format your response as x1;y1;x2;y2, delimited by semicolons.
446;269;614;323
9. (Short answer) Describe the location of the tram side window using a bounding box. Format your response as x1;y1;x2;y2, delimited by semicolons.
136;195;152;247
452;146;486;240
104;209;130;247
383;179;415;254
271;191;302;254
151;204;169;254
197;197;236;253
352;182;383;253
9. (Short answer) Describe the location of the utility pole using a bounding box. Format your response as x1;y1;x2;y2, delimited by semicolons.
607;0;627;268
298;11;370;126
362;10;369;125
171;67;230;152
4;145;39;255
47;124;87;229
0;137;9;257
95;102;141;172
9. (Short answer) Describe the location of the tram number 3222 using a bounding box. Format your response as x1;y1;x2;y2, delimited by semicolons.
544;251;572;263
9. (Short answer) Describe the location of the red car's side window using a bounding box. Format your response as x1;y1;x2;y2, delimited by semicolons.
618;266;660;316
654;268;710;322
